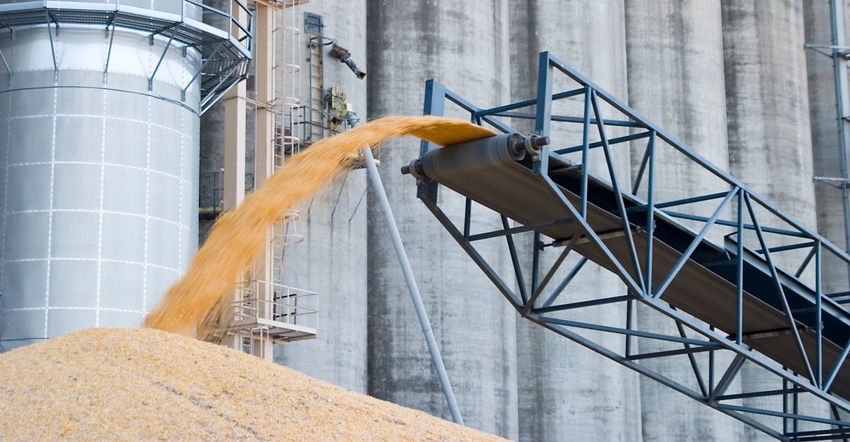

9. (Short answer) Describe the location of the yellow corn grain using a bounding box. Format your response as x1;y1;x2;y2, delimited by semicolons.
144;115;495;337
0;327;506;441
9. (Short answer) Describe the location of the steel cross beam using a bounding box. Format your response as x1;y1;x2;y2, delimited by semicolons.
409;52;850;441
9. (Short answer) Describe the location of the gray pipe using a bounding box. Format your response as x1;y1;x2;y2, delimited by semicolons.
347;111;464;425
829;0;850;287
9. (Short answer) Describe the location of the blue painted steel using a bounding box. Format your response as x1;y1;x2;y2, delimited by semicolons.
411;51;850;440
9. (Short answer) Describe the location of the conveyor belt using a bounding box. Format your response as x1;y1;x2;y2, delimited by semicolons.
412;133;850;401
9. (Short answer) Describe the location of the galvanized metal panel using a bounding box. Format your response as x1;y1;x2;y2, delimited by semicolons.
0;22;200;350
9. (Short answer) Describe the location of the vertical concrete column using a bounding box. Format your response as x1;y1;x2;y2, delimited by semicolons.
722;1;821;438
218;2;249;352
366;0;518;438
273;0;370;395
509;1;642;440
804;0;850;296
223;87;247;211
723;0;815;223
255;4;275;186
625;1;746;440
250;2;276;360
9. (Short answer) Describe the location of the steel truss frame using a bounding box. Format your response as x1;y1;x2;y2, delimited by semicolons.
415;52;850;441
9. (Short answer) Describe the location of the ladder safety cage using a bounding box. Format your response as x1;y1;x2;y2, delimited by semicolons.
407;51;850;441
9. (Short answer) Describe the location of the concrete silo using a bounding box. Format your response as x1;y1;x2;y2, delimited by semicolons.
366;0;519;438
271;0;371;394
0;1;249;351
804;0;850;297
625;1;745;439
509;1;642;440
194;0;369;386
723;0;816;222
722;0;823;438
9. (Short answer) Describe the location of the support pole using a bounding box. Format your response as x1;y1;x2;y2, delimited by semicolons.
830;0;850;286
350;112;464;425
253;1;275;361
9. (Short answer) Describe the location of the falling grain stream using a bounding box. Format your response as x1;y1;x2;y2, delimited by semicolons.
0;116;507;441
144;115;495;335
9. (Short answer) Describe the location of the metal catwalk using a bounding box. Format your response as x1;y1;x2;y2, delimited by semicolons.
404;52;850;441
0;1;253;113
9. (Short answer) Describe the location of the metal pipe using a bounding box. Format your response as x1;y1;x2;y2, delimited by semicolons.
830;0;850;286
347;111;464;425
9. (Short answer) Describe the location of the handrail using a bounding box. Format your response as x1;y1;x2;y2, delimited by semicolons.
0;1;253;113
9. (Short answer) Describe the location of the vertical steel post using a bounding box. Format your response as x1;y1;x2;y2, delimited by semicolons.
535;52;552;137
817;240;823;388
645;131;656;296
736;190;744;346
830;0;850;285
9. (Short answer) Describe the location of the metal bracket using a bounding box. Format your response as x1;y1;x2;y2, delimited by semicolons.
304;12;323;36
0;47;10;87
45;19;58;83
103;24;115;85
149;33;175;91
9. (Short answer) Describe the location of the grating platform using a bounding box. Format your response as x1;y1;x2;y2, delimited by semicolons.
0;0;253;112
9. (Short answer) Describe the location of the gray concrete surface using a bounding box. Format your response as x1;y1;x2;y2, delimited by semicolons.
722;0;821;438
625;1;746;440
4;0;848;439
805;0;850;296
509;1;642;441
366;0;519;438
272;0;371;394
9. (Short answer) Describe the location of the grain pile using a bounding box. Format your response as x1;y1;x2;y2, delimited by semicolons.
0;327;506;441
144;115;495;336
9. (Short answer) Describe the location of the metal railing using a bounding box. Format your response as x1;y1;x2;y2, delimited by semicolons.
0;0;253;113
230;280;318;331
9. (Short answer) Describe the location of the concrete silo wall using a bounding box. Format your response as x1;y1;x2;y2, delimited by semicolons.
509;1;642;440
805;0;850;296
625;1;745;440
0;22;200;350
0;0;837;439
722;0;821;438
723;0;816;223
366;0;519;438
273;0;371;394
